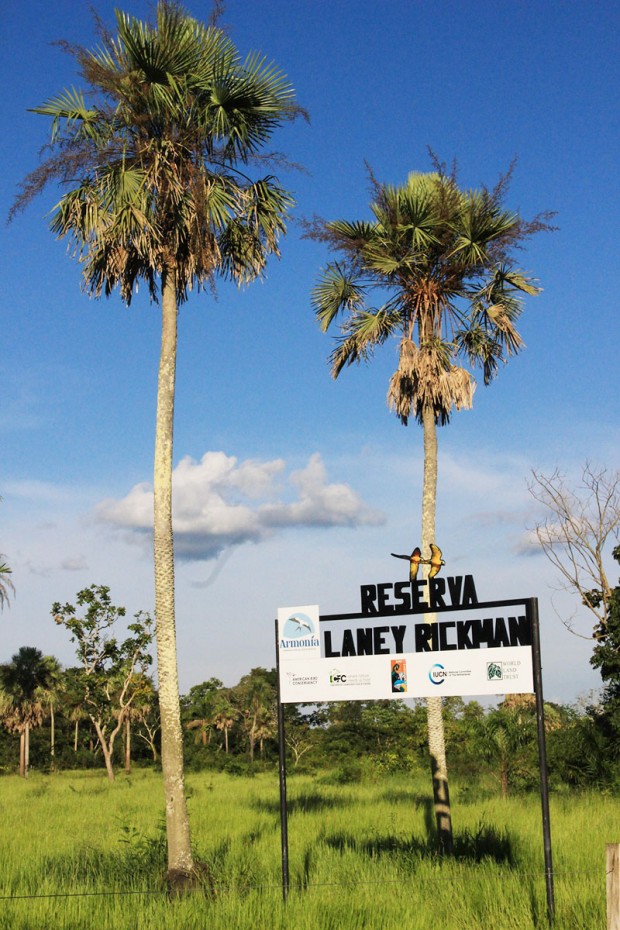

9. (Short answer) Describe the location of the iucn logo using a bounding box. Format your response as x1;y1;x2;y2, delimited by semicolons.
429;663;447;684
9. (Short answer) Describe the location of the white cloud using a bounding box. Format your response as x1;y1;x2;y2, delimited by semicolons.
514;530;544;557
96;451;384;561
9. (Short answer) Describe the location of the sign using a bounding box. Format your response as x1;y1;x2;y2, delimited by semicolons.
274;572;552;917
277;576;535;703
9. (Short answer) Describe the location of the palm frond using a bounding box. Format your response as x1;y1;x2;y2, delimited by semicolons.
329;307;399;377
499;267;541;296
465;263;538;361
455;325;503;385
30;88;101;143
0;561;15;611
448;194;519;266
387;336;475;425
312;263;366;332
327;220;377;245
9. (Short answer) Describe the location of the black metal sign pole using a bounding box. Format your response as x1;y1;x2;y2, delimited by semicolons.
274;619;290;902
529;597;555;925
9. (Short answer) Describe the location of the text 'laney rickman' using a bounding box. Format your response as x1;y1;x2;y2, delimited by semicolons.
323;616;531;658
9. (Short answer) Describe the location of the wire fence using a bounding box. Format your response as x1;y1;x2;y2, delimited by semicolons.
0;865;606;903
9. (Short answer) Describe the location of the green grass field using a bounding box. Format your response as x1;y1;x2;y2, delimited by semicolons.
0;769;611;929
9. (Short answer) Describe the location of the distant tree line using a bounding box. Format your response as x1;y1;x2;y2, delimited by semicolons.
2;573;620;790
2;647;620;793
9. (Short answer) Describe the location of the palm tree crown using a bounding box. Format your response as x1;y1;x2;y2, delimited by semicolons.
311;166;548;425
14;1;298;302
0;647;56;776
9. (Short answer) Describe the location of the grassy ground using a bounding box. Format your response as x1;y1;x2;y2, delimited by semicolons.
0;768;611;929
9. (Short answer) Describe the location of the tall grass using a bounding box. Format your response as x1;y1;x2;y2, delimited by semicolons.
0;768;611;929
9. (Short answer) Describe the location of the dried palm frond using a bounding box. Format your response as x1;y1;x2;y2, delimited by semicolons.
387;337;475;425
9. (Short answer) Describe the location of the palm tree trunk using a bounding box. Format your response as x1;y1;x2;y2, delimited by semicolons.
19;731;25;778
249;721;256;763
50;702;55;771
422;404;453;855
501;763;508;798
24;722;30;779
154;266;195;883
74;719;79;752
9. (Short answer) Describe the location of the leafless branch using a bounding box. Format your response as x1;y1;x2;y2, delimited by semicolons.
528;463;620;634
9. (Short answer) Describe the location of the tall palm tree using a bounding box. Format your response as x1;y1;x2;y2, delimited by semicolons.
481;697;538;797
237;667;276;762
0;647;56;777
14;3;299;884
212;690;238;754
183;677;223;747
43;655;62;771
310;164;549;852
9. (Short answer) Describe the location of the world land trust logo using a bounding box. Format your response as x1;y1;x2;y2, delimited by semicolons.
487;660;522;681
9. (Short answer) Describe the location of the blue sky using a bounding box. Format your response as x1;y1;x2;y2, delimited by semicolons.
1;0;618;703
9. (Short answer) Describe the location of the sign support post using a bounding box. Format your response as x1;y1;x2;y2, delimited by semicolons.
275;619;290;902
529;598;555;924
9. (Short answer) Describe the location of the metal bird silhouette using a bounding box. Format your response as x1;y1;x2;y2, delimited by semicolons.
391;544;446;580
391;546;425;581
428;543;445;578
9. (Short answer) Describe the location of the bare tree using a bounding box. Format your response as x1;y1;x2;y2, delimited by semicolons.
529;464;620;637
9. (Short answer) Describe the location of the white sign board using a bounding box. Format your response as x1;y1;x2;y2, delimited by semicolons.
277;602;534;703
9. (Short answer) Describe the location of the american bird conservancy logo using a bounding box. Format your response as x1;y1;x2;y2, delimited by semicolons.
286;671;319;687
429;663;447;685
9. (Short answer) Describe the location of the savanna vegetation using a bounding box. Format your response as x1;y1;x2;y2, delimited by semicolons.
0;768;612;930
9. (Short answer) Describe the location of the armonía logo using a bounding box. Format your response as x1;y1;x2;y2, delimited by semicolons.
280;612;320;649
